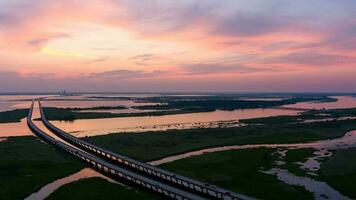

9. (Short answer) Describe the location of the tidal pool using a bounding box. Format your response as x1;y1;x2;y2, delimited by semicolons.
263;168;351;200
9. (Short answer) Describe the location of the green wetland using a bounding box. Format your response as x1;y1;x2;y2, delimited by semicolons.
0;94;356;200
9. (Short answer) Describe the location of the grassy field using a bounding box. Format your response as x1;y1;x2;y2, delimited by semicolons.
263;147;356;199
0;136;83;199
42;96;337;121
86;119;356;161
1;103;354;199
160;148;313;200
0;109;29;123
320;148;356;199
240;108;356;125
47;177;159;200
69;105;127;111
316;108;356;118
43;107;211;121
239;115;301;125
283;148;316;177
133;97;335;111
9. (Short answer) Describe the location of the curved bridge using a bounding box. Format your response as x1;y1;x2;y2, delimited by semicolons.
28;101;208;200
38;100;249;200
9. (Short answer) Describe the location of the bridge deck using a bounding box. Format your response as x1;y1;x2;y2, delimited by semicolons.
39;100;248;200
28;101;208;200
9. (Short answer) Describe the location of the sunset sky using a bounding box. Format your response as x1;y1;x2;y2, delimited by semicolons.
0;0;355;92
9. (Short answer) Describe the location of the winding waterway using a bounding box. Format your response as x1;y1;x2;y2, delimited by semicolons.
263;168;351;200
32;129;356;200
25;168;116;200
149;130;356;165
2;94;356;199
147;130;356;200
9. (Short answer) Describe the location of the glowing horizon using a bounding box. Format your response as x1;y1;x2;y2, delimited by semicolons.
0;0;355;92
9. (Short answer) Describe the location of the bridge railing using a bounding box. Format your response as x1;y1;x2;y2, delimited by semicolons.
28;101;207;200
39;101;246;200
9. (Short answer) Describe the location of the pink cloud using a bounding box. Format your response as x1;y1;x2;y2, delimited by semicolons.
0;0;355;92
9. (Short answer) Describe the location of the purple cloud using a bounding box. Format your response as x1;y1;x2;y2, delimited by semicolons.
268;52;356;66
181;63;270;75
27;33;70;47
88;69;169;79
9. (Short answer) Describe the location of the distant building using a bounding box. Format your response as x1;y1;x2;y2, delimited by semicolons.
59;90;69;96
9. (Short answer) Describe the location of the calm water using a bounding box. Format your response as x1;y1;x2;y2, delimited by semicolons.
284;96;356;110
149;130;356;165
0;94;160;112
5;97;354;200
0;95;52;112
41;99;157;108
40;94;161;114
75;108;159;114
25;168;116;200
51;109;299;136
148;129;356;200
1;95;356;138
0;94;159;137
0;118;32;137
0;95;45;137
263;168;351;200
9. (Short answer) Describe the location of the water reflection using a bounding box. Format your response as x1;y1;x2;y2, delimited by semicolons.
0;118;32;137
25;102;119;200
149;130;356;165
149;129;356;199
25;168;116;200
51;109;299;136
297;150;333;173
0;95;53;112
41;99;156;108
263;168;351;200
284;96;356;110
2;95;356;138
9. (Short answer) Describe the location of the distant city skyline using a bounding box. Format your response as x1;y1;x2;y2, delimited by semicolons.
0;0;355;92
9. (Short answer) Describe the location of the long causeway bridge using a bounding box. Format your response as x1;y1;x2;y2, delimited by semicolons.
28;100;251;200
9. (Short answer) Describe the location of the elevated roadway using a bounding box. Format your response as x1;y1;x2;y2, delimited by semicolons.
28;101;209;200
39;100;249;200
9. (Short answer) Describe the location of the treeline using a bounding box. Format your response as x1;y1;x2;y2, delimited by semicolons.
0;109;29;123
133;97;336;111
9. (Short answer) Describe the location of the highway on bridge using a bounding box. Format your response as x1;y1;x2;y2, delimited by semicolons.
38;100;250;200
29;100;252;200
28;101;209;200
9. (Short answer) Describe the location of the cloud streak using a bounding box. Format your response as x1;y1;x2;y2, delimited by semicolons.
0;0;355;92
88;69;169;79
181;63;269;75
